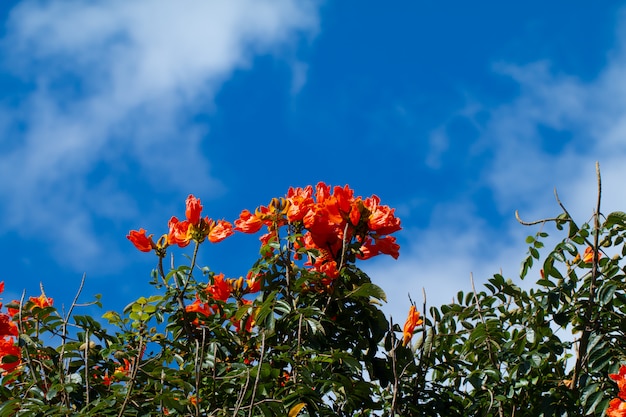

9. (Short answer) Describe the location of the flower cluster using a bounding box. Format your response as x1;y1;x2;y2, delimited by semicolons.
608;365;626;416
0;285;55;379
234;182;401;280
127;194;234;254
186;272;261;332
0;283;23;376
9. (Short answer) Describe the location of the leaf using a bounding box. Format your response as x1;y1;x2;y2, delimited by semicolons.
0;400;20;417
605;211;626;228
346;283;387;302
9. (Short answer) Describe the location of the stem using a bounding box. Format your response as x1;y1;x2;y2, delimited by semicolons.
390;319;399;414
247;332;266;417
470;273;503;417
117;336;145;417
572;162;602;394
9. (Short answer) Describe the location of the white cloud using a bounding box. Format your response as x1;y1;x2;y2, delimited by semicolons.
0;0;320;271
377;10;626;323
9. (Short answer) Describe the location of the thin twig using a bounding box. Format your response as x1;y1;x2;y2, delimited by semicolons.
515;211;563;226
247;332;266;417
572;162;602;393
470;273;503;417
84;330;90;407
117;336;145;417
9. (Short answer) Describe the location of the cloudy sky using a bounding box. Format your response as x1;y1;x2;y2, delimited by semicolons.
1;0;625;323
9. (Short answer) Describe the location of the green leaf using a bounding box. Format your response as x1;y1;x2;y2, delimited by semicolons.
0;400;20;417
605;211;626;228
346;283;387;302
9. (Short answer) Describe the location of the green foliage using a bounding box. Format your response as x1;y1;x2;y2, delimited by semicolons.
2;178;626;416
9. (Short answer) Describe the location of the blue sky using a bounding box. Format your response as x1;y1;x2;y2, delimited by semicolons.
1;0;626;324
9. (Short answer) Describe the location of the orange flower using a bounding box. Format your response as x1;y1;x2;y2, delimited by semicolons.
208;220;234;243
0;337;21;374
98;369;113;387
167;216;191;247
245;272;262;294
0;315;17;338
286;185;314;222
30;293;53;309
234;209;264;234
365;195;402;235
206;273;232;302
402;305;423;346
186;299;213;326
6;302;19;318
373;236;400;259
607;398;626;417
611;365;626;396
127;228;156;252
114;358;131;378
185;195;203;225
582;246;601;263
231;299;255;333
189;394;198;406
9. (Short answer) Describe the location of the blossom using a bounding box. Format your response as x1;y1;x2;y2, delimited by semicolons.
168;216;191;247
402;305;423;346
582;246;601;263
114;358;131;378
607;398;626;417
186;299;212;317
6;302;19;318
365;195;402;235
231;299;255;333
127;228;156;252
0;315;17;338
206;273;232;302
373;235;400;259
0;337;21;374
286;185;314;222
245;272;262;294
609;365;626;395
208;220;234;243
30;293;53;309
185;195;203;225
101;370;113;386
234;209;264;234
186;299;213;327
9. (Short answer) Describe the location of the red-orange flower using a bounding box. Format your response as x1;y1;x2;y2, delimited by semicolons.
185;194;203;225
114;358;131;378
0;315;17;338
245;272;262;294
206;273;232;302
186;299;212;316
365;195;402;235
234;209;264;234
231;299;255;333
608;398;626;417
0;337;21;373
186;299;213;327
168;216;191;247
6;302;19;319
208;220;234;243
286;185;314;222
127;228;156;252
402;305;423;346
582;246;601;263
30;293;53;309
373;235;400;259
101;369;112;386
